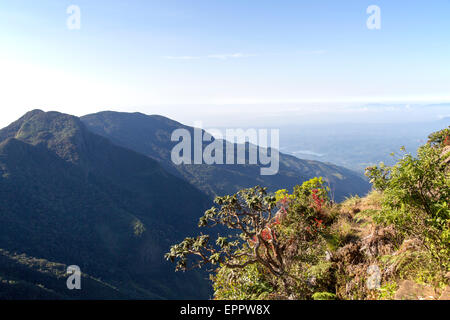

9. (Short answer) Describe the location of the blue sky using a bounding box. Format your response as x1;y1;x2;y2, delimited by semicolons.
0;0;449;127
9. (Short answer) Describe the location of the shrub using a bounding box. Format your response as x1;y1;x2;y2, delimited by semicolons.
312;292;337;300
365;127;450;280
211;260;273;300
165;178;336;299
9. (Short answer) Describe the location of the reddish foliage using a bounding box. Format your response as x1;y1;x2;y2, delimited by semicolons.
314;218;324;229
279;196;290;208
249;205;288;246
311;188;326;212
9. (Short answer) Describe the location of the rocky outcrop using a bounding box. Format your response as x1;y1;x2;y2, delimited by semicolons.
394;280;437;300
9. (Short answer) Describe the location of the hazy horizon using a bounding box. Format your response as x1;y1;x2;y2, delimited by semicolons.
1;0;449;128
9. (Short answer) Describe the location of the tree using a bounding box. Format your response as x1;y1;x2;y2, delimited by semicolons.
165;186;287;275
166;178;332;298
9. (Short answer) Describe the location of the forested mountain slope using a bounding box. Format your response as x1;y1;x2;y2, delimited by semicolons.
0;110;211;299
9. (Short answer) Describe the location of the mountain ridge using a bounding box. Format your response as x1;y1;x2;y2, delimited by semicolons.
81;111;371;201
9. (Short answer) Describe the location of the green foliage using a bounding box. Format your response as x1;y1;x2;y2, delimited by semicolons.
328;216;356;248
211;260;273;300
366;128;450;278
293;177;330;204
428;126;449;147
275;189;295;203
167;178;338;299
312;292;337;300
166;186;281;273
377;282;397;300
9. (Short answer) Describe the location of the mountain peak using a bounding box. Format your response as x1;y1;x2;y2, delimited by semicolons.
0;110;93;166
22;109;45;117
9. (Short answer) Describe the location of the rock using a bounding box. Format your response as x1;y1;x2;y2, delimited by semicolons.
394;280;436;300
366;265;381;290
438;286;450;300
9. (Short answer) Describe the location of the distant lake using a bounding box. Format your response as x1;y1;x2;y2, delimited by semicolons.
292;150;325;157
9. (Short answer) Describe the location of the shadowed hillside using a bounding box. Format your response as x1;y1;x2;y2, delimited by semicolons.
0;110;211;299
